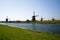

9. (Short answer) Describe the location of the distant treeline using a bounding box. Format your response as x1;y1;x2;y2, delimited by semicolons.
0;20;60;24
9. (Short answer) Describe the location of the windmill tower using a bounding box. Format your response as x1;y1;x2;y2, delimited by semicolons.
32;12;39;21
6;16;8;22
52;18;55;21
41;16;43;22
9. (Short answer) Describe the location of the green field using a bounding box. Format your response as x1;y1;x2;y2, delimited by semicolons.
0;24;60;40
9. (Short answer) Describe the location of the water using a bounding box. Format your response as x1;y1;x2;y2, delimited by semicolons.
0;23;60;34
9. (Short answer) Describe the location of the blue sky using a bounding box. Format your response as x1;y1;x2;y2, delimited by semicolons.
0;0;60;21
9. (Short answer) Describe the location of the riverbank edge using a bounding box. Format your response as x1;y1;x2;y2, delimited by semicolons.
0;24;60;40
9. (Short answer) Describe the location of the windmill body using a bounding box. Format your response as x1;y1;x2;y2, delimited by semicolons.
6;16;8;22
32;12;39;21
32;15;36;21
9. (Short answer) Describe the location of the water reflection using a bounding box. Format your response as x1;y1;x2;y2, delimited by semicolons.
32;24;35;31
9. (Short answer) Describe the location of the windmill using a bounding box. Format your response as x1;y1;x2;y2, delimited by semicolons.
40;16;45;22
32;12;39;21
40;16;43;22
52;17;55;21
6;16;8;22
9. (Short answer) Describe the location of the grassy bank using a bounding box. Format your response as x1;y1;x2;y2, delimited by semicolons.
26;20;60;24
0;24;60;40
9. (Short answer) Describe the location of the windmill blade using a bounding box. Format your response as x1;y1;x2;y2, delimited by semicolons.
6;16;8;19
33;11;35;16
35;15;39;17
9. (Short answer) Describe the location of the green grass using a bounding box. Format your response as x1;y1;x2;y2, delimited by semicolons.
0;24;60;40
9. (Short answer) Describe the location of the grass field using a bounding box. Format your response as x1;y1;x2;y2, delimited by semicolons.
0;24;60;40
